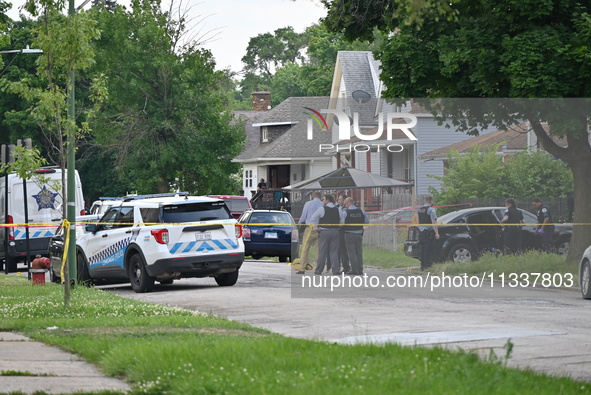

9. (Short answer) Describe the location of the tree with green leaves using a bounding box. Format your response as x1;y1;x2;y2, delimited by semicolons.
322;0;591;262
238;24;378;106
430;145;573;212
87;0;245;195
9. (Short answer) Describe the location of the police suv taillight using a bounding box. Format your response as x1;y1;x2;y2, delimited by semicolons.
235;224;243;238
291;228;298;242
151;229;169;244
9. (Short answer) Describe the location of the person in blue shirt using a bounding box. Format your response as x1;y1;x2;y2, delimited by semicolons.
342;197;370;275
417;196;440;270
296;191;324;274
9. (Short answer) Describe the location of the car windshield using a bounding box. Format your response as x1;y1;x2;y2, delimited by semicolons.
249;212;293;225
162;202;231;222
224;199;250;212
437;211;466;224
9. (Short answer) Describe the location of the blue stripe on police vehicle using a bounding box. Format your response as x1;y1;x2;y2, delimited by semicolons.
169;239;239;254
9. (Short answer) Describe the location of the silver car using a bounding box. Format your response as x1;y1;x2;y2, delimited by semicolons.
580;245;591;299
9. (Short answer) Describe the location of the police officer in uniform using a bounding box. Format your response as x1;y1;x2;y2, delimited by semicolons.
311;194;344;275
417;196;440;270
343;197;369;275
501;198;524;254
532;198;554;252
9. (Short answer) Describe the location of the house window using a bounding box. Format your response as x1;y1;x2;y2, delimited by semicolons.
245;170;253;188
262;126;269;142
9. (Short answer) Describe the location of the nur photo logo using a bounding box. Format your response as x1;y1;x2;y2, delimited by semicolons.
303;107;418;153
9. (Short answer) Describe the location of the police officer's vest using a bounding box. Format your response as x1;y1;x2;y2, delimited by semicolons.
417;206;432;225
537;204;555;230
319;206;340;229
344;208;364;231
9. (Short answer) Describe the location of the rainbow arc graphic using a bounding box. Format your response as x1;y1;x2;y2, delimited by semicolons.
303;107;328;130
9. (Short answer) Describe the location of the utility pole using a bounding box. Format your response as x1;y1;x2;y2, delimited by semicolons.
66;0;77;288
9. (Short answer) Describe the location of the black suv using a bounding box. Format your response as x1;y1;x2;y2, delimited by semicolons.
405;207;571;263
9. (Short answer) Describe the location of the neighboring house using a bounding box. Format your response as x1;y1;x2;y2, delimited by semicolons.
233;96;333;198
419;122;567;164
233;51;501;198
326;51;496;195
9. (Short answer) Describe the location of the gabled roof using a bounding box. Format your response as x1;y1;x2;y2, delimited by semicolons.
337;51;380;100
419;123;566;160
234;97;331;162
332;51;381;128
285;166;411;190
231;111;268;153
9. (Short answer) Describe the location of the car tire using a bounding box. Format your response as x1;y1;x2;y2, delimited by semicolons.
128;253;154;293
279;256;288;263
51;268;61;283
581;260;591;300
251;254;263;260
447;244;475;263
77;252;92;286
556;239;570;256
215;269;239;286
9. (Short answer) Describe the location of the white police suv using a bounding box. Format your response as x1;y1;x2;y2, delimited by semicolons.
58;194;244;292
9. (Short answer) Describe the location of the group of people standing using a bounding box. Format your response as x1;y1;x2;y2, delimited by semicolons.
297;192;369;276
417;196;557;270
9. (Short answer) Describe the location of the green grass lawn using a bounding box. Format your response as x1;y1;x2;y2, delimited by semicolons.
1;275;589;394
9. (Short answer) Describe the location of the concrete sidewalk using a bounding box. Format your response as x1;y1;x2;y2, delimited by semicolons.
0;332;131;394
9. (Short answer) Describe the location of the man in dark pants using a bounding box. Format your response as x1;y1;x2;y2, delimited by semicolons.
532;198;554;252
337;194;350;273
417;196;440;270
501;198;524;254
311;194;344;275
343;197;369;275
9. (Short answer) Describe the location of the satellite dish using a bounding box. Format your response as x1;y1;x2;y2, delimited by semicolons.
333;114;353;126
352;90;371;104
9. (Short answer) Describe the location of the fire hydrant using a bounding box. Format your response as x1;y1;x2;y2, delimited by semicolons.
31;255;51;285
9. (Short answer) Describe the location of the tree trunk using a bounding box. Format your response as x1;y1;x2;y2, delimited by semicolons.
531;119;591;263
566;161;591;263
157;177;169;193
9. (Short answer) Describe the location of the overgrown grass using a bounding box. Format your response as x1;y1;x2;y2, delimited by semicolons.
1;276;589;394
429;251;579;285
364;246;418;269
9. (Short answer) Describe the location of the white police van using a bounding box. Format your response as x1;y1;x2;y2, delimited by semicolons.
1;167;85;272
50;194;244;292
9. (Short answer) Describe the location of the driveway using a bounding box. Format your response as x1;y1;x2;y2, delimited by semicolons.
104;260;591;382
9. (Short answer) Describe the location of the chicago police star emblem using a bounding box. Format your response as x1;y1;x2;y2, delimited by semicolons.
32;186;58;210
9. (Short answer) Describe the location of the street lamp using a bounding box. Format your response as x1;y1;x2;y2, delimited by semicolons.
0;46;43;55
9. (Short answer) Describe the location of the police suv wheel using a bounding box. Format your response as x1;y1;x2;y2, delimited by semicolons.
215;269;239;286
77;252;92;286
129;253;155;293
448;244;474;263
581;260;591;300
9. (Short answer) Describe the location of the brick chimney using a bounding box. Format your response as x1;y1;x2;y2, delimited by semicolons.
252;91;271;111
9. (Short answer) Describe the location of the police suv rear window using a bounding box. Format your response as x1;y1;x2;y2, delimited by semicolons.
140;208;160;224
162;202;231;223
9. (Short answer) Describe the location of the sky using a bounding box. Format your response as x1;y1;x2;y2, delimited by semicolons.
6;0;328;72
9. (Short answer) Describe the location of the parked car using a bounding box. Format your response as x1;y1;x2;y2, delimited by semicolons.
49;194;244;292
238;209;298;262
580;245;591;299
373;206;416;228
404;207;572;263
49;214;101;283
207;195;252;219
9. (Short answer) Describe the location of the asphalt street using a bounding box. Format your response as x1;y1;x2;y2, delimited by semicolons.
104;259;591;383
